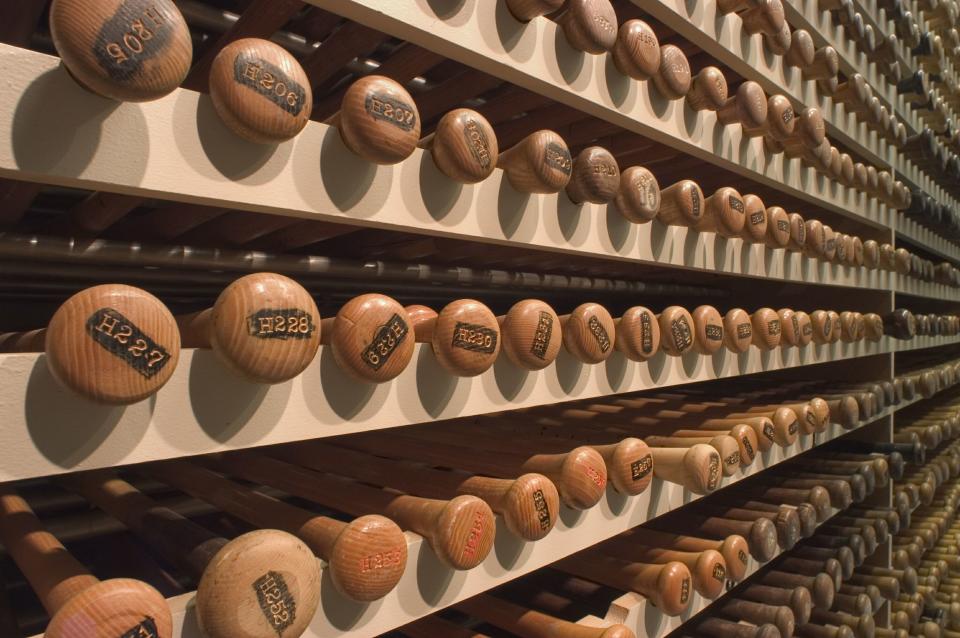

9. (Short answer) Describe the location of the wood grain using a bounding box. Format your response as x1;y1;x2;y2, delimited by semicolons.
209;38;312;143
49;0;191;101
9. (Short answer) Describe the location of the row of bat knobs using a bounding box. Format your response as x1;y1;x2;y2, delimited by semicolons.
43;0;950;225
0;274;949;405
1;369;953;638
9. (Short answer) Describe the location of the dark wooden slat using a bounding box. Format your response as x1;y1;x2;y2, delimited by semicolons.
0;0;47;48
312;43;445;119
0;179;40;228
253;219;358;252
175;211;296;246
301;20;388;92
107;203;230;242
182;0;306;92
416;69;504;123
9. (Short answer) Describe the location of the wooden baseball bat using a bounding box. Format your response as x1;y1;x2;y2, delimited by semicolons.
340;429;609;509
273;441;559;541
497;299;562;370
329;75;421;165
398;614;488;637
552;552;692;616
49;0;192;102
420;108;498;184
687;617;780;638
760;569;836;609
497;129;573;194
406;301;501;376
611;19;661;81
559;303;616;364
176;273;320;383
594;539;728;600
554;0;618;54
142;458;408;597
209;452;495;570
504;0;565;21
716;598;795;638
456;592;634;638
614;305;661;361
0;486;173;637
208;38;312;143
565;147;620;205
651;44;692;99
61;469;322;636
319;293;415;383
612;528;750;582
0;283;180;404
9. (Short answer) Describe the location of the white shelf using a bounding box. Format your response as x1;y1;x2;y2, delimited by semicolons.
158;417;860;638
297;1;891;230
0;44;912;288
2;335;956;483
893;275;960;301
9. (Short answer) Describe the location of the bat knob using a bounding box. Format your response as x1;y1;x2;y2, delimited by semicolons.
723;308;752;353
615;306;660;361
608;438;653;495
46;578;173;638
209;39;312;143
46;284;180;404
556;446;608;509
499;299;562;370
428;109;498;183
338;75;421;165
327;514;407;601
598;626;635;638
751;307;782;351
613;166;661;223
208;273;320;383
748;517;778;562
789;586;813;624
691;305;724;355
431;300;501;376
652;45;691;100
562;303;616;363
501;473;560;541
328;294;415;383
685;443;722;494
565;147;620;205
741;194;767;242
49;0;192;101
557;0;618;54
691;549;727;599
196;530;321;637
432;495;495;570
503;0;565;21
652;561;693;616
719;535;750;582
658;306;695;356
611;19;661;80
498;130;573;194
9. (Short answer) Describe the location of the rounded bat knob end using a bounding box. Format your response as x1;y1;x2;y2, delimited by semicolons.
49;0;192;102
46;578;173;638
338;75;421;165
46;284;181;404
327;514;407;601
197;530;321;637
209;38;312;143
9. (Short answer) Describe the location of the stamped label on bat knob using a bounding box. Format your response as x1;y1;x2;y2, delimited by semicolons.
545;143;573;174
672;317;693;351
705;325;723;341
94;2;172;81
462;510;486;558
120;617;159;638
533;489;552;530
631;454;653;481
366;93;417;130
463;118;493;169
640;312;654;353
253;572;296;634
361;314;409;370
712;563;726;582
587;315;612;352
768;319;781;335
680;577;691;603
86;308;171;378
360;548;404;572
247;309;315;339
530;311;554;360
234;53;307;116
777;219;789;233
452;322;498;353
741;436;755;458
707;452;721;490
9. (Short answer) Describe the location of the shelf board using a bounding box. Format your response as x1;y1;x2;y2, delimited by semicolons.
893;276;960;301
297;1;890;231
2;335;956;483
895;214;960;262
34;392;919;638
0;44;915;288
148;418;864;638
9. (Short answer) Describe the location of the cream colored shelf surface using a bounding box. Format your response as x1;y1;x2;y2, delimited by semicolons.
150;413;874;638
0;44;901;288
0;20;888;233
1;335;956;483
893;275;960;301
